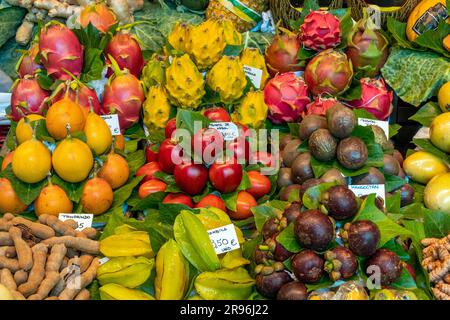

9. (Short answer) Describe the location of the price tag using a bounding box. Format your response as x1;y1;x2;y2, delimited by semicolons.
349;184;386;207
58;213;94;231
99;257;110;266
358;118;389;138
208;224;240;255
100;114;121;136
209;122;239;141
243;65;263;89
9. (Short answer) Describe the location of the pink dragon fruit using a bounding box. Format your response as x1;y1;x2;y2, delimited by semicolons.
52;82;102;117
10;78;50;121
300;11;341;51
39;23;84;81
264;72;311;124
265;34;303;77
105;32;144;78
102;70;145;131
304;96;341;116
304;49;353;96
17;44;41;78
349;77;393;120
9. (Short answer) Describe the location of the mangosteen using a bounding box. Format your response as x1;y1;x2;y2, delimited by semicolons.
282;139;302;167
254;247;272;265
392;149;404;167
267;237;294;262
351;167;385;185
398;184;414;207
324;246;358;281
321;185;359;220
280;134;295;151
337;137;368;170
366;249;402;285
277;168;293;188
383;154;400;176
256;271;292;298
343;220;380;257
291;249;324;283
321;168;347;185
262;216;287;240
298;115;327;140
283;202;302;224
294;209;334;251
280;184;302;202
277;281;308;300
300;178;323;198
291;152;314;184
308;129;337;162
327;104;356;138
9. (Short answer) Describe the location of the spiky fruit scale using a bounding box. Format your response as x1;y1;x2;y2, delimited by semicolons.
349;78;393;120
265;34;302;77
221;20;243;46
233;90;268;128
300;11;341;51
240;47;269;88
141;55;166;89
143;86;171;130
10;78;49;122
17;44;41;78
165;54;205;109
105;32;144;78
207;56;247;104
167;22;191;53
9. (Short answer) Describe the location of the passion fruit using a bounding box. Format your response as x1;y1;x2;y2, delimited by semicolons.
351;167;385;185
0;178;28;214
282;202;302;224
277;168;293;188
324;246;357;281
424;172;450;214
256;271;292;298
34;183;73;217
282;139;302;167
308;129;337;162
327;104;356;138
98;152;130;189
291;249;324;283
321;168;346;185
403;151;448;184
337;137;368;170
344;220;380;257
277;281;308;300
279;184;301;202
81;177;114;215
383;154;400;176
321;185;358;220
291;153;314;184
294;209;334;251
366;249;402;285
298;115;327;140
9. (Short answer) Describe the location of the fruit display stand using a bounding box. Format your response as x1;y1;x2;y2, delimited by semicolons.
0;0;449;303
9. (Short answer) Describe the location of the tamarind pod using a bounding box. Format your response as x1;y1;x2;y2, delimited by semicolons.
0;257;20;272
11;291;26;300
75;255;94;273
66;248;79;258
11;217;55;239
18;243;48;297
430;257;450;283
444;274;450;284
438;247;449;261
74;288;90;300
3;213;14;221
75;231;87;239
0;232;13;246
432;287;450;300
41;236;100;255
437;283;450;295
39;215;76;237
9;227;33;271
14;270;28;286
27;271;60;300
1;268;17;290
421;238;439;247
0;246;16;258
81;228;97;240
45;296;59;300
58;257;99;300
45;243;67;274
62;219;78;230
0;220;12;232
60;257;69;272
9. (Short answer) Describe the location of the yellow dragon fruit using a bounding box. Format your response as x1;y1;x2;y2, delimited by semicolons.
207;56;247;104
240;47;269;88
165;54;205;109
143;86;171;130
186;20;226;70
167;22;191;53
221;20;242;46
233;90;268;128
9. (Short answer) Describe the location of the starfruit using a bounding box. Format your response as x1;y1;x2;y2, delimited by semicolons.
99;227;153;258
221;20;242;46
143;86;171;130
99;283;155;300
141;55;166;89
220;249;250;269
97;256;154;288
240;47;269;88
174;210;221;272
167;22;191;53
194;267;255;300
233;90;268;128
196;207;245;244
155;239;189;300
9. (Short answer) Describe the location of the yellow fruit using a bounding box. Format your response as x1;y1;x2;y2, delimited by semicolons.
81;177;114;215
0;178;28;214
221;20;242;46
34;183;73;217
406;0;449;41
46;97;85;140
143;86;171;130
240;47;269;88
15;114;45;145
424;172;450;213
52;137;94;183
403;151;448;184
85;111;112;155
167;22;191;52
1;151;14;171
430;112;450;153
12;139;51;183
98;152;129;189
438;81;450;112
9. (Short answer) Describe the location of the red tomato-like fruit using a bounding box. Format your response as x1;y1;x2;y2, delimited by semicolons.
226;138;250;164
247;171;271;199
209;162;243;194
203;107;231;122
165;118;177;139
136;162;162;183
195;194;227;211
138;179;167;198
158;139;183;174
174;162;208;196
162;193;194;208
228;191;257;220
192;128;224;162
145;145;159;162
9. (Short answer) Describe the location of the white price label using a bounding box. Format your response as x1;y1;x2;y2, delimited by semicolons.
100;114;121;136
209;122;239;141
358;118;389;138
58;213;94;231
349;184;386;207
208;224;240;255
99;257;110;266
243;65;263;89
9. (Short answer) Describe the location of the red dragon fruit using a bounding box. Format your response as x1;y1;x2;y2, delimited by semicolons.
304;49;353;96
102;69;145;131
264;73;311;124
52;82;102;118
79;2;117;33
10;78;50;121
265;34;303;77
304;96;341;116
39;23;84;81
17;44;41;78
349;78;393;120
300;11;341;51
105;32;144;78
